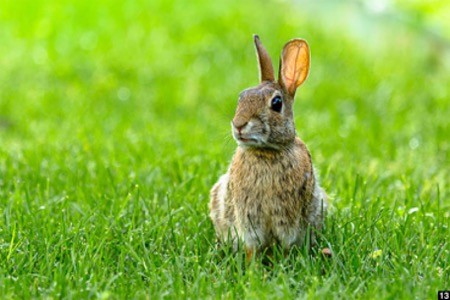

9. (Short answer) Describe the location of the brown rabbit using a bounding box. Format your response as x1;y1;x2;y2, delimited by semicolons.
209;35;327;261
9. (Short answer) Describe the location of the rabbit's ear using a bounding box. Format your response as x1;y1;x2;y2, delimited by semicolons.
254;35;275;82
278;39;310;96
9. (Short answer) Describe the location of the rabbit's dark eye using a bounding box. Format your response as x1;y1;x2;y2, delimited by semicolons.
270;96;282;112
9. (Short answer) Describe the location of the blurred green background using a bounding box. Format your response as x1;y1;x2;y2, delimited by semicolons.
0;0;449;298
1;0;448;205
1;0;449;165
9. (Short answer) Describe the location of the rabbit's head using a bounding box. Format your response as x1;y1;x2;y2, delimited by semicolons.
232;35;310;149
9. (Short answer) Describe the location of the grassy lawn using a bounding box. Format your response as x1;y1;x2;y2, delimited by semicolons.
0;0;449;298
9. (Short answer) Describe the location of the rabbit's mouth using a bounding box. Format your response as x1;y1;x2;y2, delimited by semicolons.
231;121;268;147
238;137;257;143
235;135;263;147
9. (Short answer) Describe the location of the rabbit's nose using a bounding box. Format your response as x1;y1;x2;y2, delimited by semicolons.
232;120;248;134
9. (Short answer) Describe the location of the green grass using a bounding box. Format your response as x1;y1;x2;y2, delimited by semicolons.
0;0;449;298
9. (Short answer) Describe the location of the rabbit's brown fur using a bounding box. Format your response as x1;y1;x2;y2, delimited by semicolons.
209;35;327;261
